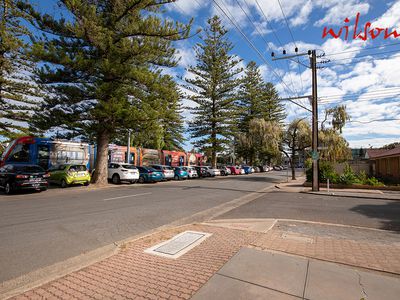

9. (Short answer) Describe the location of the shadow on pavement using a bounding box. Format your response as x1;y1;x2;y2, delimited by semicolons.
350;201;400;232
221;175;285;183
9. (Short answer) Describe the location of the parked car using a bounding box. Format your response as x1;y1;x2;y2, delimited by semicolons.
253;166;260;173
136;166;163;183
273;165;283;171
218;166;231;176
150;165;174;181
242;166;254;174
182;166;198;178
173;167;188;180
204;166;221;177
194;166;208;178
49;164;91;188
108;163;139;184
227;166;242;175
0;164;49;194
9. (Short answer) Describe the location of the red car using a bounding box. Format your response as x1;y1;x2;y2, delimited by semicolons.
227;166;242;175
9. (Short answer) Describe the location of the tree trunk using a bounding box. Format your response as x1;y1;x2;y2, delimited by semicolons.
92;130;110;185
291;146;296;180
211;150;217;168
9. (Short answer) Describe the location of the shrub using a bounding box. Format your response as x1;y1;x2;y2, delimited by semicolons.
338;163;357;185
365;177;384;186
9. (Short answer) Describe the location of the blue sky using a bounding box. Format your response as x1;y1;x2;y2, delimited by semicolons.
33;0;400;150
168;0;400;150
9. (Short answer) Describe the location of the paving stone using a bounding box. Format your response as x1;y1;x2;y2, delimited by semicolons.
217;247;308;298
192;274;301;300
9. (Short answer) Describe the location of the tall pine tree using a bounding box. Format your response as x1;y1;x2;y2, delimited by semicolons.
0;0;40;141
19;0;192;184
185;16;242;167
238;61;286;131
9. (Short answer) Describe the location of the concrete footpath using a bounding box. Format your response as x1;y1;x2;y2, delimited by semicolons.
276;176;400;201
4;218;400;300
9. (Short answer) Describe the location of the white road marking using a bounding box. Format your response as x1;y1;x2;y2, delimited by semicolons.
102;192;152;201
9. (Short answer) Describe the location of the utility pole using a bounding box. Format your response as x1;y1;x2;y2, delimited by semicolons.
273;49;320;191
310;50;319;191
126;129;132;164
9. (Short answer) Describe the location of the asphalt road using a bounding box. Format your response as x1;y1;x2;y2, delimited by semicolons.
0;171;286;283
220;191;400;232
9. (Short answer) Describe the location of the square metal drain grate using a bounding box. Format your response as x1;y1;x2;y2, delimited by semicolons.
145;231;212;259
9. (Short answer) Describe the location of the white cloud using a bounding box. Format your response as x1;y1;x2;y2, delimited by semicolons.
372;0;400;29
174;0;206;16
314;0;370;26
290;0;313;27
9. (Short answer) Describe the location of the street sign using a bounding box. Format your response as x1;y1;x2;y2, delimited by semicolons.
311;151;319;160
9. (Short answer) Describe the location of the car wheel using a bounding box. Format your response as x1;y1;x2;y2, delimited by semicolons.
138;176;145;184
5;182;13;195
41;187;47;192
174;175;180;180
61;179;68;188
84;181;90;186
112;174;120;184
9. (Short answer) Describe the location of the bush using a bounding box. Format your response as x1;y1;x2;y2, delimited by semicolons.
365;177;384;186
307;161;338;183
338;163;357;185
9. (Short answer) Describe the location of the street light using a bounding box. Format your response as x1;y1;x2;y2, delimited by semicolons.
127;129;132;164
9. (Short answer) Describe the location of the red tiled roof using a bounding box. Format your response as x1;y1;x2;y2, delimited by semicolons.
367;147;400;159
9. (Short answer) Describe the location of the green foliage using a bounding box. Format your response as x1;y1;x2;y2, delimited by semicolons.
306;162;384;186
19;0;192;183
236;61;285;163
0;0;41;141
338;163;357;185
236;118;282;165
237;61;286;132
364;177;384;186
185;16;242;167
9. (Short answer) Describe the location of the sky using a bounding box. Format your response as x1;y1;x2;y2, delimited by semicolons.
166;0;400;150
31;0;400;151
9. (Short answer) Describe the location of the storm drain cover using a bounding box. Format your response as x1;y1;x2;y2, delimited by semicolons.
145;231;212;259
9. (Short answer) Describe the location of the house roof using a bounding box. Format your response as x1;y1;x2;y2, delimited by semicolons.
366;147;400;159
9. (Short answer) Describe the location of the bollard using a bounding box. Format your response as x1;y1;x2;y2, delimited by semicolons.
327;178;330;193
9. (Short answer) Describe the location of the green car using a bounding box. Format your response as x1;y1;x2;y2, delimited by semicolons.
48;164;91;188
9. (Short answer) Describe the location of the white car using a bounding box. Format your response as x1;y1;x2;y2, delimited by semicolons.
204;166;221;177
108;163;139;184
240;168;246;175
150;165;174;180
183;166;198;178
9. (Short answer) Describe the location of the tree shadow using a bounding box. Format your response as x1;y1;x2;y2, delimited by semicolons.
350;201;400;232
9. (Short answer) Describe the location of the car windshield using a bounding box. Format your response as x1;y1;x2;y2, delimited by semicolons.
147;167;157;172
14;165;45;173
69;165;87;172
165;166;173;170
121;164;137;170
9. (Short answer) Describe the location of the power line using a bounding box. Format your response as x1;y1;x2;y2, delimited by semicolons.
318;87;400;98
327;48;400;63
319;89;400;101
323;41;400;57
275;0;305;96
212;0;298;100
348;118;400;124
234;0;299;96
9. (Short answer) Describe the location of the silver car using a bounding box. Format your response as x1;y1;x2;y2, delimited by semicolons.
150;165;174;180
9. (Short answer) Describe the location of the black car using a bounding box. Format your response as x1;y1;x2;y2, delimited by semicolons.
194;166;208;178
0;164;49;194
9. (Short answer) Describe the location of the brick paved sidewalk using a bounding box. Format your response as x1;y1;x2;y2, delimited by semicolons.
11;224;260;300
9;220;400;299
251;226;400;275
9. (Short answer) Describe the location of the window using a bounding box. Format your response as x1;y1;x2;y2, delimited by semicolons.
8;144;30;163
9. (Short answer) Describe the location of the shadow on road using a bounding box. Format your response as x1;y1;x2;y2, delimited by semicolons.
350;201;400;232
220;175;285;183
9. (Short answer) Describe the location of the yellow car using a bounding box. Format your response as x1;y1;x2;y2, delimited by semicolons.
49;164;91;188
